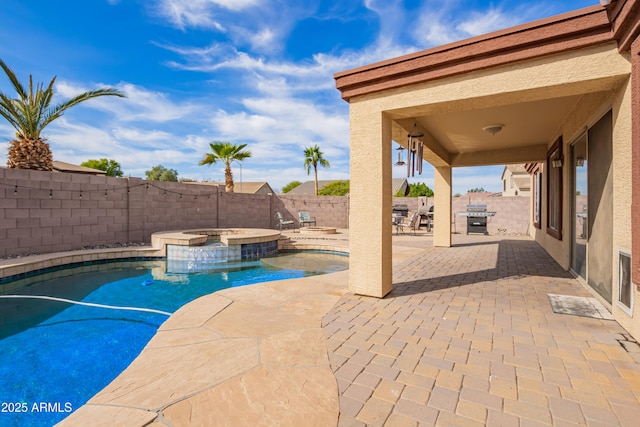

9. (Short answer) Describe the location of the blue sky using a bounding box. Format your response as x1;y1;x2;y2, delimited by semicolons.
0;0;597;193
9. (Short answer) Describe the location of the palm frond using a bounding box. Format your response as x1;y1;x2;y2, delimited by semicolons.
199;153;219;166
0;59;28;100
199;141;251;191
0;96;24;134
0;59;126;141
60;88;125;110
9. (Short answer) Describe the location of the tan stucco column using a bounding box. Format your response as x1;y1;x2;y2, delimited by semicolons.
434;165;452;247
632;36;640;288
349;109;393;297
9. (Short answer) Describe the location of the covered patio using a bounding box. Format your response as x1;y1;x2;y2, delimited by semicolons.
334;1;640;342
325;233;640;426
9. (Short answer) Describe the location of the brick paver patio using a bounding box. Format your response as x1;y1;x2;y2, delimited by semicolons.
323;235;640;426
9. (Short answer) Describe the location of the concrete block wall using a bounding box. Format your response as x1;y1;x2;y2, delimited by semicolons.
1;168;130;257
0;168;531;257
217;191;272;229
276;195;349;229
125;179;221;242
0;169;230;257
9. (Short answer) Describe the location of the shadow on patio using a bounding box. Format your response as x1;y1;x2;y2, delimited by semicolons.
323;236;640;426
390;238;575;298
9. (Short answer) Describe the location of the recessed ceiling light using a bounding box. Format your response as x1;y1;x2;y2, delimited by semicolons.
482;124;505;135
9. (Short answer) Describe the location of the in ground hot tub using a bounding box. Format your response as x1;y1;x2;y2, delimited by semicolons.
151;229;281;273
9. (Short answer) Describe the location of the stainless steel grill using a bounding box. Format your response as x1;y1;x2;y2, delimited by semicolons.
458;204;496;235
392;204;409;218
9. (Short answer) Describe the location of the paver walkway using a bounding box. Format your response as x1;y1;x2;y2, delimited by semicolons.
323;235;640;426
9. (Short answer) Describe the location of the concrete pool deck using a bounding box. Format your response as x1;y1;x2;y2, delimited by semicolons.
3;230;640;426
54;232;350;426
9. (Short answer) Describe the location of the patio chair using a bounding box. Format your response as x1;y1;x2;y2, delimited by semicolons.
397;212;420;236
275;212;294;230
298;211;316;227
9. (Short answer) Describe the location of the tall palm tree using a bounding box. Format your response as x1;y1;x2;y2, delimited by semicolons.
0;59;125;171
303;144;330;196
199;141;251;192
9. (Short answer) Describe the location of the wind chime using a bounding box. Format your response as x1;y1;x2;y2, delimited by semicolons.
406;123;424;177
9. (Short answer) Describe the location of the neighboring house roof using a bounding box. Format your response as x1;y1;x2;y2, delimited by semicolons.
501;164;531;191
512;177;531;191
392;178;409;196
286;178;408;195
464;191;501;197
501;164;528;180
185;181;274;194
52;161;107;175
506;164;528;174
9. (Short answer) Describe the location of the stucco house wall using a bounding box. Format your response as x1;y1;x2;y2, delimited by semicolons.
529;78;637;336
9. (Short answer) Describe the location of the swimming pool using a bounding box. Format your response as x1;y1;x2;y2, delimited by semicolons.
0;252;348;427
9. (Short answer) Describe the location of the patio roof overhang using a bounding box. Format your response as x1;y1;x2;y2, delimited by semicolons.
335;1;639;168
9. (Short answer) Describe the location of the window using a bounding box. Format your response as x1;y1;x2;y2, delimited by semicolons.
546;137;563;239
532;165;542;229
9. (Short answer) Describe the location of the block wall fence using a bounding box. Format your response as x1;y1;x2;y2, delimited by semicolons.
0;168;528;258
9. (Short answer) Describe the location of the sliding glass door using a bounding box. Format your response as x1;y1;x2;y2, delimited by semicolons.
571;135;587;281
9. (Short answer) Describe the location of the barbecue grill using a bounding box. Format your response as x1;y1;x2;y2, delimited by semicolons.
392;204;409;218
458;204;496;235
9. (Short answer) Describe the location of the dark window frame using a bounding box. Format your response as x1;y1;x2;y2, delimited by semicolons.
546;137;563;240
532;164;542;229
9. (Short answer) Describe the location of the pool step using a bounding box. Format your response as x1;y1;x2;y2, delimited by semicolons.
278;235;294;250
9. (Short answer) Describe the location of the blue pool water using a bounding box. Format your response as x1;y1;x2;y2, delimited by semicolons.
0;252;347;427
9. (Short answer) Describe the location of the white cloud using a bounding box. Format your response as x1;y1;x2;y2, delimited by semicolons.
46;118;124;159
363;0;407;50
47;118;203;178
249;28;276;52
55;81;199;123
164;41;414;97
412;1;554;48
152;0;318;56
211;96;349;153
0;141;9;163
456;9;519;37
111;127;176;148
153;0;262;31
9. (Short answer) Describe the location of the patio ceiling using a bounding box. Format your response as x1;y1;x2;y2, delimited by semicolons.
391;94;583;168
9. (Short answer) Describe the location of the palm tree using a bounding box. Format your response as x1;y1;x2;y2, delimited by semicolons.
199;141;251;192
0;59;125;171
303;144;330;196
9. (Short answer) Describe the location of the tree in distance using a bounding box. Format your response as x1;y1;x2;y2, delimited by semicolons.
406;182;434;197
468;187;486;193
319;180;349;196
303;144;330;196
145;165;178;182
281;180;302;193
199;141;251;193
81;158;123;177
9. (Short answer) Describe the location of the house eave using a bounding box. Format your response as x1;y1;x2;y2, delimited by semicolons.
335;5;614;102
